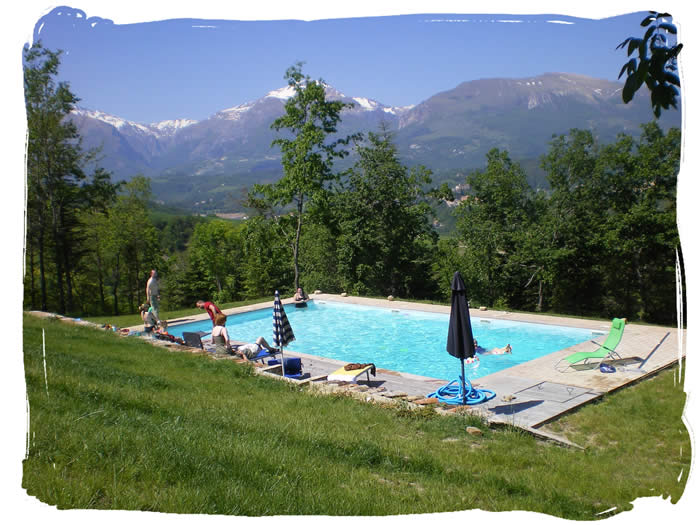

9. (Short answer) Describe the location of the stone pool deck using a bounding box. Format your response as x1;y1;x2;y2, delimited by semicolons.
119;293;686;446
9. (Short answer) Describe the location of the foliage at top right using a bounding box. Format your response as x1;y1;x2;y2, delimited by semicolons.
617;11;683;118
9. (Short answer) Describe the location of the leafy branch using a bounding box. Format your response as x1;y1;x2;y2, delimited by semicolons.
617;11;682;117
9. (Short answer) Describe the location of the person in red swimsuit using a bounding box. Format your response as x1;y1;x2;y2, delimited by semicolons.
196;300;223;326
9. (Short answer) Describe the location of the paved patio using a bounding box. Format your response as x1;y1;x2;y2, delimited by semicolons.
130;293;686;445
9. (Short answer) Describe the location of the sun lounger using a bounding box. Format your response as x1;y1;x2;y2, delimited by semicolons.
555;318;625;372
327;363;376;383
182;331;206;350
230;342;279;364
249;347;279;363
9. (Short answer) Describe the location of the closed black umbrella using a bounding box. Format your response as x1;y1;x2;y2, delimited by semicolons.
273;290;295;376
427;272;496;405
446;271;475;404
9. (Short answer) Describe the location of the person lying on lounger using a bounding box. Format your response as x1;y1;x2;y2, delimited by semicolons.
233;336;276;361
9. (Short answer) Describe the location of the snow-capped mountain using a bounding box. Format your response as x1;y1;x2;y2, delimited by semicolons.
71;108;197;138
213;84;412;122
69;83;413;179
69;74;679;183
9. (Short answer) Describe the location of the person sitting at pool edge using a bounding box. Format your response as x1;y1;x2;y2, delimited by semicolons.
196;299;223;327
234;336;276;362
139;303;159;335
211;313;232;356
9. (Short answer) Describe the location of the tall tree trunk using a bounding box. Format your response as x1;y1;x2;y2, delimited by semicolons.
66;269;75;314
52;201;66;314
130;255;140;313
53;233;66;314
293;195;304;290
635;248;645;321
59;205;75;314
63;240;74;314
112;253;120;316
27;238;36;310
38;223;47;312
96;249;106;313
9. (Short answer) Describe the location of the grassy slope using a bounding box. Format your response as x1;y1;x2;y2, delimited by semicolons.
22;314;690;517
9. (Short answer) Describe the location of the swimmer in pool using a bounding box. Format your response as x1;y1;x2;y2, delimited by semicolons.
483;344;512;355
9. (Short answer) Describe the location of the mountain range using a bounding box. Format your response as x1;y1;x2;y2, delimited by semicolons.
69;72;681;212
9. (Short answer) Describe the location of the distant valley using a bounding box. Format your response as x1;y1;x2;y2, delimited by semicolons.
70;73;681;213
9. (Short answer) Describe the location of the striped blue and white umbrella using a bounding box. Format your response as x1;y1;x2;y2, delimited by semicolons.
273;290;295;375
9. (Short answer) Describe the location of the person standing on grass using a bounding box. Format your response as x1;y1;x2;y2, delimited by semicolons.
196;300;223;327
146;269;161;319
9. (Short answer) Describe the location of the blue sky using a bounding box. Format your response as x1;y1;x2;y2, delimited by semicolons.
4;2;700;524
29;5;653;124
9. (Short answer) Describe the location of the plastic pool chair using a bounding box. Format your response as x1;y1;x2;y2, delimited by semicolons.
182;331;206;350
326;363;376;383
555;318;625;372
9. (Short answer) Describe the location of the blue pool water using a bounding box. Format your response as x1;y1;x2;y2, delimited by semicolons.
167;300;596;380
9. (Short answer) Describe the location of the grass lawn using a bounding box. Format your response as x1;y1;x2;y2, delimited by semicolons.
22;313;690;518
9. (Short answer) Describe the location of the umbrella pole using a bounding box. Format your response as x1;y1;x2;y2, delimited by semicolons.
279;348;286;377
460;359;467;405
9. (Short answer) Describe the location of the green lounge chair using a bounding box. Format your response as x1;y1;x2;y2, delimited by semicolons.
555;318;625;371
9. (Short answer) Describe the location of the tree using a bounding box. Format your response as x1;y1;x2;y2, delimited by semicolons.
187;220;243;303
540;129;607;315
333;128;438;297
84;177;160;315
617;11;682;117
238;216;294;299
596;123;681;322
249;62;358;291
73;168;121;314
298;221;342;294
24;42;117;314
454;149;535;308
540;124;681;322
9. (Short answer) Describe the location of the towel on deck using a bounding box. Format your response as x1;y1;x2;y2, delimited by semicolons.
327;362;376;383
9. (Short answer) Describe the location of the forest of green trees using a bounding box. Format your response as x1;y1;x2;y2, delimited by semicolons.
23;44;683;326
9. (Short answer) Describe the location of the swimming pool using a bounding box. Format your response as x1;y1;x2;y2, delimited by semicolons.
168;300;597;380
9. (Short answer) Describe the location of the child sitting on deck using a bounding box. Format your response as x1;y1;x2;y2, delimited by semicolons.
153;320;185;345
